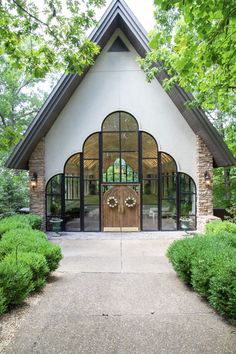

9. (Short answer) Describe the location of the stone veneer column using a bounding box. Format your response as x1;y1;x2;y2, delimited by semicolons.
29;138;45;229
196;135;214;232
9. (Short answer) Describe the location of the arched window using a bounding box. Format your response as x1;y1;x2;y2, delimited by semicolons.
83;133;100;231
102;112;139;183
179;173;196;230
46;174;63;231
64;154;81;231
161;153;177;231
141;132;158;230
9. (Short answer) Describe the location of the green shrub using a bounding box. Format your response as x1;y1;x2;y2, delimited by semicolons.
0;229;47;261
0;287;7;316
167;236;204;284
205;220;236;235
0;257;33;307
0;214;42;239
0;219;31;238
5;252;49;291
1;229;62;271
209;257;236;320
191;242;234;298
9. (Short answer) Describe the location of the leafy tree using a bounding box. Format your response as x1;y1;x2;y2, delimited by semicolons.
141;0;236;113
0;0;105;78
0;59;56;214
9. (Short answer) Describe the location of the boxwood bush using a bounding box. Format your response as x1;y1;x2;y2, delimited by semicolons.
0;258;33;306
1;230;62;271
0;215;62;316
0;287;7;316
167;233;236;321
0;214;42;239
205;220;236;236
5;252;50;291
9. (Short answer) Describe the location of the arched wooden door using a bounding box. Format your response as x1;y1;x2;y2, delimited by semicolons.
102;185;140;231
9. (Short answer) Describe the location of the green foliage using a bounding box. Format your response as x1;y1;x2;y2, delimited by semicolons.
167;233;236;320
0;256;33;307
166;236;203;284
1;229;62;271
0;1;105;78
191;242;234;298
5;252;49;292
3;214;43;230
0;287;7;316
205;221;236;235
0;219;31;239
209;258;236;320
142;0;236;114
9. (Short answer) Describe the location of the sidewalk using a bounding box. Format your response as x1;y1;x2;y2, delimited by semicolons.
3;234;236;354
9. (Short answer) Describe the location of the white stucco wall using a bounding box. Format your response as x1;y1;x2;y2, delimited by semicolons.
45;29;197;182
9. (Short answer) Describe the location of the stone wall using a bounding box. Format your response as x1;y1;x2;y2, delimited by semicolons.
196;135;214;232
29;139;45;228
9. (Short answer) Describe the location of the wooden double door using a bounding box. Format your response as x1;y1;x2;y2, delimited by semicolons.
102;185;140;231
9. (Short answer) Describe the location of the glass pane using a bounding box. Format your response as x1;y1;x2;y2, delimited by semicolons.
142;205;158;230
161;153;176;173
162;174;177;199
47;195;61;216
142;180;157;204
180;173;196;194
84;180;99;204
142;159;158;179
121;132;138;151
84;159;99;180
103;153;120;181
84;133;99;158
65;154;80;176
142;178;158;230
65;200;81;231
103;132;120;151
102;112;120;131
121;152;138;176
120;112;138;131
121;158;138;182
84;205;100;231
65;177;80;200
142;133;158;158
179;173;196;231
46;175;62;195
161;200;177;231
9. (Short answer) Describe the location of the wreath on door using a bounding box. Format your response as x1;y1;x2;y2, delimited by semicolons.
107;196;118;208
125;196;137;208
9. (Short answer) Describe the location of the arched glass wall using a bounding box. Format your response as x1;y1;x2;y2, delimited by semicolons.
45;111;197;232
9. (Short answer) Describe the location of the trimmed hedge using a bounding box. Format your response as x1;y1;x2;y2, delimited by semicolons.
1;229;62;271
0;258;33;306
5;252;50;291
0;287;7;316
205;220;236;236
0;215;62;316
167;232;236;321
0;214;42;239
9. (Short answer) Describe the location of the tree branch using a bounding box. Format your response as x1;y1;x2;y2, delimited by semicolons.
0;112;7;127
12;0;59;41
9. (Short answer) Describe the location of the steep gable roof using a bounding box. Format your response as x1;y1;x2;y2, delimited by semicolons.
6;0;236;169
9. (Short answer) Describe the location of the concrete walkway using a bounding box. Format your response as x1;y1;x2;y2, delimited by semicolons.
4;233;236;354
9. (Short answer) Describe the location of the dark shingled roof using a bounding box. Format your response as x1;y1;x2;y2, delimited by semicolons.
6;0;236;169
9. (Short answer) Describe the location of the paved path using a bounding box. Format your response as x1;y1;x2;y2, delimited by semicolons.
4;233;236;354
